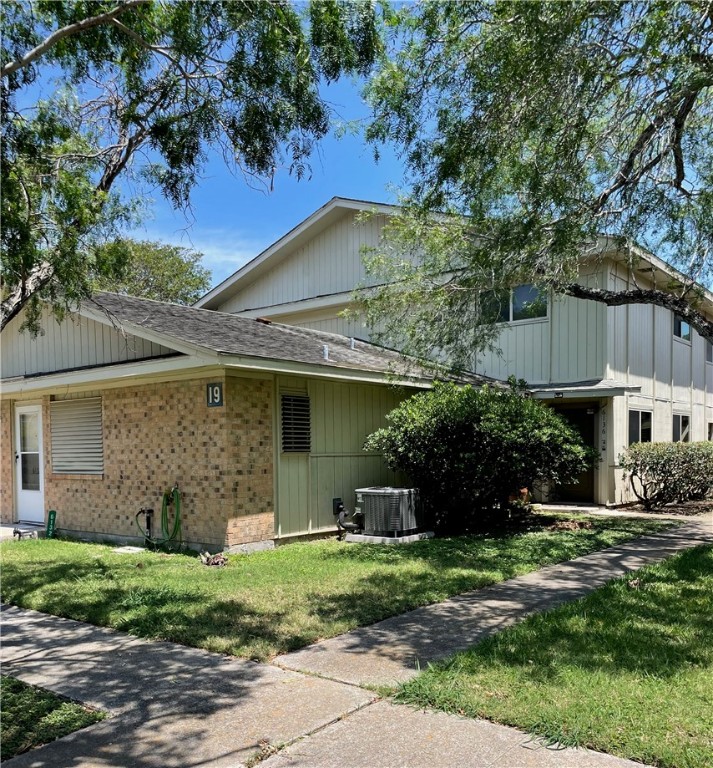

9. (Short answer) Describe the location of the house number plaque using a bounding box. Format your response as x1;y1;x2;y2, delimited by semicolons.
206;383;224;407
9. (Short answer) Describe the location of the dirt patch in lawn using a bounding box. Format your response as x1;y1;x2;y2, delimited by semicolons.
549;519;594;532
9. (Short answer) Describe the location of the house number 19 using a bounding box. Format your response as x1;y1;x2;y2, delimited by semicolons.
206;383;223;407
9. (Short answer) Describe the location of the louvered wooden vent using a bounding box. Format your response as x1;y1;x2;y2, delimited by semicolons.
50;397;104;474
281;394;311;452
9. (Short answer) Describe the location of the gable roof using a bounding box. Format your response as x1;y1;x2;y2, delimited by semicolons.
196;197;398;310
82;292;488;386
196;197;713;319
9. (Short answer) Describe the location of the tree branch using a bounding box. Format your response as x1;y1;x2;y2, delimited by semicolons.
562;283;713;343
109;17;199;84
672;90;698;192
1;0;147;78
0;261;54;331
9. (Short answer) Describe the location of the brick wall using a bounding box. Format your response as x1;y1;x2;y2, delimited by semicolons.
0;399;13;523
1;374;275;548
224;376;275;545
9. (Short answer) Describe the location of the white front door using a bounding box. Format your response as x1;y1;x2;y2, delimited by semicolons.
15;405;45;523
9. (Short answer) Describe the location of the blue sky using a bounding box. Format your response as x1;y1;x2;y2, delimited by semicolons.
127;79;405;289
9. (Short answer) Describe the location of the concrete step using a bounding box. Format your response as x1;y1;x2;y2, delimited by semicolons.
0;523;45;541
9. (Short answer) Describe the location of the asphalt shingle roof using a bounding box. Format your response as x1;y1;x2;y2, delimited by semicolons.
88;292;488;384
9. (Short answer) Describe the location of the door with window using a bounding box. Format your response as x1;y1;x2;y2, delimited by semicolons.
14;405;45;523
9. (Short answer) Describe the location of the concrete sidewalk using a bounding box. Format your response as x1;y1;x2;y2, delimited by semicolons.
1;605;375;767
276;514;713;687
2;514;711;767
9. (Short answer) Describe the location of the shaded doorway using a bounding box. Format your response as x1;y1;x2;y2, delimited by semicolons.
552;404;596;503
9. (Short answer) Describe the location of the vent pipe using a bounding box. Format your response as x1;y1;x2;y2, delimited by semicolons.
349;337;356;350
322;344;329;360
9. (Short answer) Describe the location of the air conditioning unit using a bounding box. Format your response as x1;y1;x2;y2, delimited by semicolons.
354;487;420;537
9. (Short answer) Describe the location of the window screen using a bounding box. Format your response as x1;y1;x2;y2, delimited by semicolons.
281;394;311;452
50;397;104;474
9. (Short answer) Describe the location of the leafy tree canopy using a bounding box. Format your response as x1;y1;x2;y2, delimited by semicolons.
364;0;713;368
1;0;380;333
92;238;211;304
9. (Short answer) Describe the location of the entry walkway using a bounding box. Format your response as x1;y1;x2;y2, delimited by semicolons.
2;515;711;768
276;514;713;687
1;605;374;767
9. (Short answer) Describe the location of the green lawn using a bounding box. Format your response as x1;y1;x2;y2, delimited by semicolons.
397;544;713;768
0;515;673;661
0;676;105;761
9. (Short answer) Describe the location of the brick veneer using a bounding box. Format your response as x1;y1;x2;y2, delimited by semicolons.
0;399;13;523
2;374;275;548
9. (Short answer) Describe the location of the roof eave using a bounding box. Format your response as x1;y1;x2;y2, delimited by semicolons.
531;383;641;400
593;238;713;314
0;355;208;395
0;350;434;395
219;353;432;387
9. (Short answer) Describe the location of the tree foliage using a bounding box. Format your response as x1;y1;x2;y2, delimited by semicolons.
1;0;380;332
92;239;211;304
364;0;713;366
364;381;596;534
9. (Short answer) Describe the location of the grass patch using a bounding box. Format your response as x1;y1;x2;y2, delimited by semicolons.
0;676;105;761
396;544;713;768
0;514;673;662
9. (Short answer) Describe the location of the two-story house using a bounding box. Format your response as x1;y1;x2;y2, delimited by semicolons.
197;197;713;506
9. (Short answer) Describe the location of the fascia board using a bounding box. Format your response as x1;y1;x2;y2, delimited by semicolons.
1;355;210;396
78;304;220;361
195;197;401;309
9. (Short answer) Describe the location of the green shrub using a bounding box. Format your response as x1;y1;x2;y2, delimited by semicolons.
619;442;713;510
364;381;596;533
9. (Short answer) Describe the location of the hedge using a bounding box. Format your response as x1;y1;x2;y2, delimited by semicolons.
364;381;596;533
619;441;713;510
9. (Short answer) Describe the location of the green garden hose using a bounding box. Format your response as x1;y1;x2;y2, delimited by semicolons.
160;485;182;544
135;484;182;548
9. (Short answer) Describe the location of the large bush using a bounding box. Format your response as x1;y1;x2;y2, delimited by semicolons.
365;381;596;533
619;442;713;510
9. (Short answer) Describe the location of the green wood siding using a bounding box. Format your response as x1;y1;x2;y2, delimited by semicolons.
275;376;409;537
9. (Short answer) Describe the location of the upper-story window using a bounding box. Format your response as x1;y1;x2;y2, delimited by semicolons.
483;284;547;323
673;314;691;342
706;340;713;364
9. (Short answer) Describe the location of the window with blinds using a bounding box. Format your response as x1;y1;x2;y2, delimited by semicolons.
281;394;311;452
50;397;104;474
